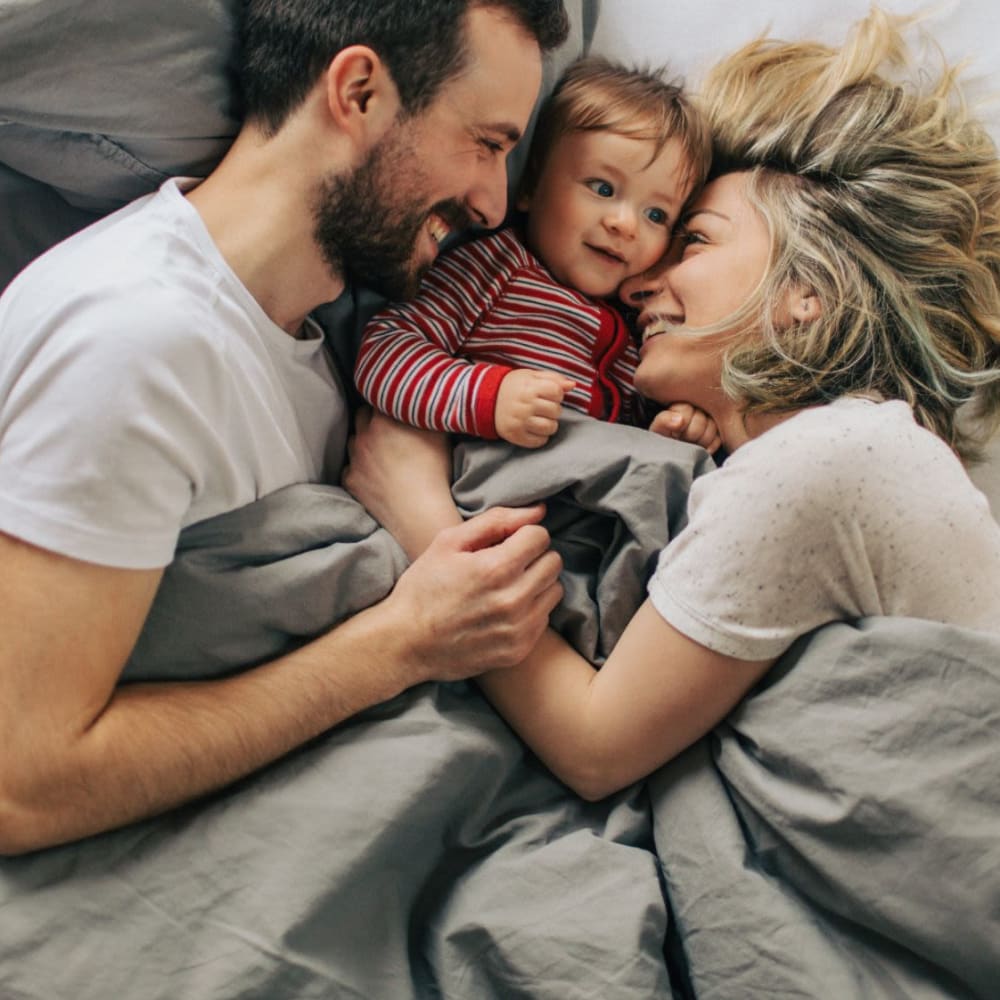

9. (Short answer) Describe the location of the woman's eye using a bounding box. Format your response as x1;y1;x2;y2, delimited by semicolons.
675;229;707;255
646;207;668;226
480;139;503;155
587;179;615;198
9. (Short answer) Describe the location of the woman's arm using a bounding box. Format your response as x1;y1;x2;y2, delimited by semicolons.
480;609;774;800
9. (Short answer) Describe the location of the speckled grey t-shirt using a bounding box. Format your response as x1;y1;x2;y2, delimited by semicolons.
647;397;1000;660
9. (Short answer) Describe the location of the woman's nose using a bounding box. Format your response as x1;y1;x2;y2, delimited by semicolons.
621;258;670;307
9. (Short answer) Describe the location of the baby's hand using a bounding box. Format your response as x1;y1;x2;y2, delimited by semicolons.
495;369;575;448
649;402;722;454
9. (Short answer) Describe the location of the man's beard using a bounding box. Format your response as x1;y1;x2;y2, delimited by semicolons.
312;128;470;302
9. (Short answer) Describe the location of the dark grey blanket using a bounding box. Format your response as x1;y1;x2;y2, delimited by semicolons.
2;416;998;999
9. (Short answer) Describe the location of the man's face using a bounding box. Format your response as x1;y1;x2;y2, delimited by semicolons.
313;5;544;300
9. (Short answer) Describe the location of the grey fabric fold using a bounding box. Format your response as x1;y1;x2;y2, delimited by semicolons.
652;616;1000;1000
126;412;712;680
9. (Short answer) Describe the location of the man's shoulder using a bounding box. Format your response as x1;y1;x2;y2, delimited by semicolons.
1;195;223;357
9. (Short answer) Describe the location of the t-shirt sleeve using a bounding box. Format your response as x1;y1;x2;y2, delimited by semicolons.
0;297;231;568
646;426;876;660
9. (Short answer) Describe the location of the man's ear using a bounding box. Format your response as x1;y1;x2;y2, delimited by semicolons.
789;289;822;323
323;45;400;145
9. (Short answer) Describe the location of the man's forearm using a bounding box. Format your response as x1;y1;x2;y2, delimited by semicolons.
1;505;562;855
1;601;416;855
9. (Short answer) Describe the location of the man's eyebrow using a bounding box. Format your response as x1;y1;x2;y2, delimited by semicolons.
482;122;523;145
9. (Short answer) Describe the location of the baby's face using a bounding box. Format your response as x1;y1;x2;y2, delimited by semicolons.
520;130;691;299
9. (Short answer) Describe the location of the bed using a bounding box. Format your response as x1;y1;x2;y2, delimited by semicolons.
1;3;999;998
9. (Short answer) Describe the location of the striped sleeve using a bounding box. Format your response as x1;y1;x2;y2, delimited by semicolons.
354;231;526;437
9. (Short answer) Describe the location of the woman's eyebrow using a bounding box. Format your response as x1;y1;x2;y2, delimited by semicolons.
682;208;731;225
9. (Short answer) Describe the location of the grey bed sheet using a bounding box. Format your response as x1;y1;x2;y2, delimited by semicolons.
654;617;1000;1000
2;416;999;999
0;416;707;1000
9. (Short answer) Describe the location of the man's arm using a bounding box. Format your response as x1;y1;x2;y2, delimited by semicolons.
0;510;562;855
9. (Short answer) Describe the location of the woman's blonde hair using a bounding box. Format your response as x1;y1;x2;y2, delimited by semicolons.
699;8;1000;457
519;55;712;204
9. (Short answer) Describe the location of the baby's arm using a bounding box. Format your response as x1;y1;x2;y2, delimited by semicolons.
495;369;575;448
649;403;722;454
355;238;516;439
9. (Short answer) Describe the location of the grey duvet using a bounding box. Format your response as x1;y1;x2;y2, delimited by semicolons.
2;415;998;999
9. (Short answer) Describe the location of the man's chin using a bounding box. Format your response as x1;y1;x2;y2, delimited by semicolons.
348;261;429;303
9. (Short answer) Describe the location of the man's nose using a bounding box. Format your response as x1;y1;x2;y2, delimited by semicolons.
467;159;509;230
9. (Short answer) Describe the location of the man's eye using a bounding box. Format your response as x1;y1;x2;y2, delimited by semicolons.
480;138;503;154
587;179;614;198
646;207;668;225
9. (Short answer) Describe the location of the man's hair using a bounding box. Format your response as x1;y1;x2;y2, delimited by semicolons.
518;56;712;202
239;0;570;136
696;9;1000;458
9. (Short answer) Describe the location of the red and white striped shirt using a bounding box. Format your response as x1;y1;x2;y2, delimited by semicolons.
354;228;640;438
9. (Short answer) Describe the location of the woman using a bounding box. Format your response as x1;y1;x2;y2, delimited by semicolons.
345;9;1000;801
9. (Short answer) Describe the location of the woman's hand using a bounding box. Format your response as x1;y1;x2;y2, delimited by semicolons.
343;409;462;559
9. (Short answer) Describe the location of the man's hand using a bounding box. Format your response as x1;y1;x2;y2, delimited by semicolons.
494;368;575;448
385;505;564;682
345;409;565;678
649;402;722;454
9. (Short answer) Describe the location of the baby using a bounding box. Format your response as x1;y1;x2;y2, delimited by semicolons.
355;56;715;449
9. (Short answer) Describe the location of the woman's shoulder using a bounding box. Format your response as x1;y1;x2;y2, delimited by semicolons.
742;398;932;470
716;398;940;515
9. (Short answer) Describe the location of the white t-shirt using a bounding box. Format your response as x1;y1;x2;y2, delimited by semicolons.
0;179;347;568
648;397;1000;660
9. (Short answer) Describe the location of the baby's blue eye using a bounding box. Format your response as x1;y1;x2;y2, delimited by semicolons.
646;207;668;225
587;179;614;198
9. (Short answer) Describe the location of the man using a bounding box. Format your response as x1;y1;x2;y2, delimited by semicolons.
0;0;569;854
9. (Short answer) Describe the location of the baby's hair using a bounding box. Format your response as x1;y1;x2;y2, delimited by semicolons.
697;8;1000;458
518;55;712;203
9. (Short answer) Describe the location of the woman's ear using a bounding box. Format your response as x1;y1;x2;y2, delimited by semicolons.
323;45;400;145
790;290;822;323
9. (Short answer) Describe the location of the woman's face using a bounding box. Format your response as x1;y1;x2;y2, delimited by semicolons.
623;172;771;415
